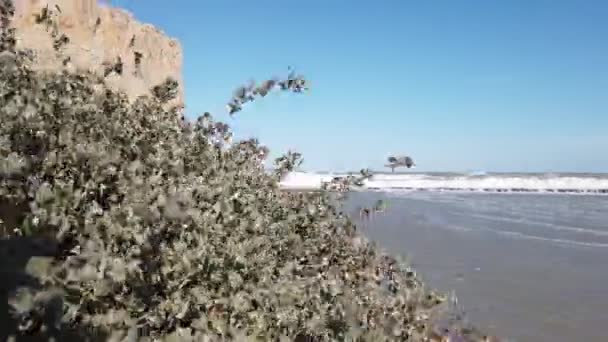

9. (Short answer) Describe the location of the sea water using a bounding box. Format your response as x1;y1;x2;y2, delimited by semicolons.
343;189;608;342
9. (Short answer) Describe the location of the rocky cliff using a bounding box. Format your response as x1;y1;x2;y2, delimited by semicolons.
11;0;184;106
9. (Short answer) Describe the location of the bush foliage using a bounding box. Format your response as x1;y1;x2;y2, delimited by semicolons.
0;2;483;341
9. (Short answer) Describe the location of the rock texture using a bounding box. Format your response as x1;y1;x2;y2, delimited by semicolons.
11;0;184;106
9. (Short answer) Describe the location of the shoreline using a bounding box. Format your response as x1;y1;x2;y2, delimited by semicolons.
342;190;608;342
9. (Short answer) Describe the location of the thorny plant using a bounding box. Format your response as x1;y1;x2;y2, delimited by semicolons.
0;2;488;341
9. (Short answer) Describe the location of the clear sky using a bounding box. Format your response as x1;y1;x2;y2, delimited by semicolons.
110;0;607;173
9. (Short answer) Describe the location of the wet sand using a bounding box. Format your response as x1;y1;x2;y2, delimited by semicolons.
344;191;608;342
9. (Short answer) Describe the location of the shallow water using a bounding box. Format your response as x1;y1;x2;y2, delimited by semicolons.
345;191;608;342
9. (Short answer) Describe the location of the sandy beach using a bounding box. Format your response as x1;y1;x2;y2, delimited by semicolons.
344;191;608;342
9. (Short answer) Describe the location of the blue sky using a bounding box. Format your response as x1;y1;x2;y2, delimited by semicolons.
111;0;607;173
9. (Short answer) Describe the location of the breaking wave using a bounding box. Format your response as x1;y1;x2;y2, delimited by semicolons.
279;172;608;194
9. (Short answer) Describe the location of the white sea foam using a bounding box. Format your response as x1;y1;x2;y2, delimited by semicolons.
278;172;336;189
279;172;608;194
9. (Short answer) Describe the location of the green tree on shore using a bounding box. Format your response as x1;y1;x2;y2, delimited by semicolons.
386;155;415;173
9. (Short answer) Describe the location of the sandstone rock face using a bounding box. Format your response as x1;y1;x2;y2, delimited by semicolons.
11;0;184;106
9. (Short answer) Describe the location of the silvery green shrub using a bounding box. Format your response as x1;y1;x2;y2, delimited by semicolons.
0;2;485;341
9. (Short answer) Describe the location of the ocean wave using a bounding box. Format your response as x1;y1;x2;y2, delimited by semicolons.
477;226;608;248
426;216;608;248
455;211;608;238
280;172;608;194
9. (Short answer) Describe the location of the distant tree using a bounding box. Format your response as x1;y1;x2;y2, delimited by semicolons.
385;155;415;172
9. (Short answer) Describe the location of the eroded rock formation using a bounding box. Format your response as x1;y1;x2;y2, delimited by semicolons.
11;0;184;106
